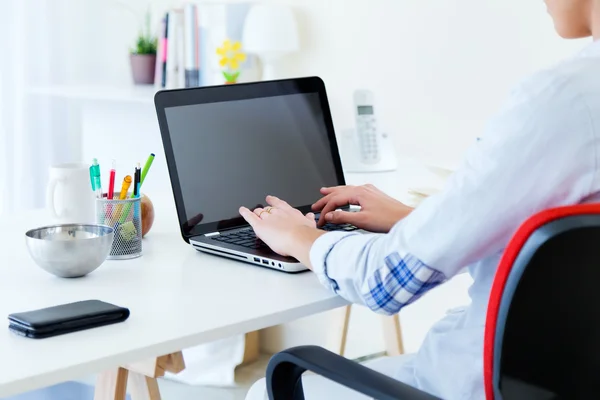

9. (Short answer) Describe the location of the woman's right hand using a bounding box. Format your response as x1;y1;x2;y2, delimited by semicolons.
311;184;414;233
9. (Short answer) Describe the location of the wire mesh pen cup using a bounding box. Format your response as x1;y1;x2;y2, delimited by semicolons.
96;192;142;260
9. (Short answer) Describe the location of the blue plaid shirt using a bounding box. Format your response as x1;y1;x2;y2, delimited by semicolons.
311;230;448;315
365;252;447;314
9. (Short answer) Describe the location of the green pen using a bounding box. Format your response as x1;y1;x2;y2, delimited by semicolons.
130;153;155;199
89;158;103;199
141;153;155;186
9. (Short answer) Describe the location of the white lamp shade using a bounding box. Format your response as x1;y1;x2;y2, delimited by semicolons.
242;4;299;57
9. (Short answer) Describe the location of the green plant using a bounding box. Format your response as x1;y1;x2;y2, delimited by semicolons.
130;7;157;55
132;35;157;55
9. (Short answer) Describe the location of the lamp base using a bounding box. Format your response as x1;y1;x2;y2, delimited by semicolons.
258;55;285;81
261;62;277;81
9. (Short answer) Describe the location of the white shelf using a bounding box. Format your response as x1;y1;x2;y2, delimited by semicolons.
28;84;158;104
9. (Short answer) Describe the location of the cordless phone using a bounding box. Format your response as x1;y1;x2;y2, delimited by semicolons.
353;89;382;164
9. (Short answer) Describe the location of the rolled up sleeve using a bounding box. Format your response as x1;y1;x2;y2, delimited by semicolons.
310;225;448;315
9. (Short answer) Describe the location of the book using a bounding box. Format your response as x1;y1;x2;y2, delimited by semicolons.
161;12;170;88
165;9;182;89
176;21;185;88
154;16;166;88
158;2;257;88
184;3;200;87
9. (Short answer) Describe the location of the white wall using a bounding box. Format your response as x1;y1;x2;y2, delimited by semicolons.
43;0;590;358
49;0;173;87
55;0;586;166
267;0;587;166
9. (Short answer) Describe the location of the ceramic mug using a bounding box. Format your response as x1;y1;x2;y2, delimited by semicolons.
46;163;96;224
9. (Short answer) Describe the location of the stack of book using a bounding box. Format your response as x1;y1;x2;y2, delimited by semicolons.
154;2;257;89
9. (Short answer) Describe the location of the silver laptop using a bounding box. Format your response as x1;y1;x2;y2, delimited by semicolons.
155;77;359;273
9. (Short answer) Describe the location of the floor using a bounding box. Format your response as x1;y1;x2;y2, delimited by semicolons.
8;352;391;399
7;355;270;400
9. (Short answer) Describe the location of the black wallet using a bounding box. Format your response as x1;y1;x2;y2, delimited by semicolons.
8;300;130;339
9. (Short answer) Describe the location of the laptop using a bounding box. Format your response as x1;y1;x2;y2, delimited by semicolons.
154;76;360;273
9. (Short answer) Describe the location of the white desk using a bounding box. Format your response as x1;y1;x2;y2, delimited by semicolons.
0;162;454;398
0;204;348;397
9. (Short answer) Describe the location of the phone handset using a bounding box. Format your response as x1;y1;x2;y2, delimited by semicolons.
353;89;382;164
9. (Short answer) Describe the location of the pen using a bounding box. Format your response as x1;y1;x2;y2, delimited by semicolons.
133;162;141;198
108;160;116;200
130;152;153;199
122;164;141;224
89;158;103;199
134;163;141;221
119;175;132;199
140;153;155;187
115;175;132;225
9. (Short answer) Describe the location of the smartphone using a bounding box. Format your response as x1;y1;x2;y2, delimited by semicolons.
8;300;130;339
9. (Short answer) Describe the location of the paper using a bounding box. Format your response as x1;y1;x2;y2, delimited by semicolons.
164;334;246;387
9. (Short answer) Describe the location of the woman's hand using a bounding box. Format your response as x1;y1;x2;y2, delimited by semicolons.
239;195;325;268
312;184;413;233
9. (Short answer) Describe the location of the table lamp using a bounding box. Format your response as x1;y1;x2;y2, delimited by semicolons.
242;4;299;81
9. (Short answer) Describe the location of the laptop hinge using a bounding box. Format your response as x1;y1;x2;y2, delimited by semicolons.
205;232;220;237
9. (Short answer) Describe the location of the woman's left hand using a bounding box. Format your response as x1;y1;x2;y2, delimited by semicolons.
239;195;324;262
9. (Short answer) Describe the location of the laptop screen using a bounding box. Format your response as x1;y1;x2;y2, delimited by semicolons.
163;89;342;235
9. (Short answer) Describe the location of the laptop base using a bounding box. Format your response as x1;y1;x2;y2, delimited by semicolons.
190;240;309;273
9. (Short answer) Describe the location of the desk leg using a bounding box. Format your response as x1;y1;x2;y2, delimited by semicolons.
94;367;129;400
128;373;161;400
381;314;405;356
93;336;256;399
93;352;185;400
126;352;185;400
333;306;405;358
336;306;352;357
240;331;260;366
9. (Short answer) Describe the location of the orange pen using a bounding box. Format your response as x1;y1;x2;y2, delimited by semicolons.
119;175;132;199
112;175;132;224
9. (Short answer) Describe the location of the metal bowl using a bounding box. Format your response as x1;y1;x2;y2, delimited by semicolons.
25;224;114;278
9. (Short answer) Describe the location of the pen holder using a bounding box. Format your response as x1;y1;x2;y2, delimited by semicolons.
96;192;142;260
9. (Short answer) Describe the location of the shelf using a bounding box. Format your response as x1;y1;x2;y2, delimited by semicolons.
27;84;158;104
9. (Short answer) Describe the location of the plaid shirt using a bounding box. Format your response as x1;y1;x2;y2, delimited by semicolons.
311;230;448;315
365;252;447;314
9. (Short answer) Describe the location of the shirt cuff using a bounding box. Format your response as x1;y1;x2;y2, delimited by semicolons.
309;231;360;292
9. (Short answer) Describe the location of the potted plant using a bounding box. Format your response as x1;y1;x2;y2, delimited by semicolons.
129;9;157;85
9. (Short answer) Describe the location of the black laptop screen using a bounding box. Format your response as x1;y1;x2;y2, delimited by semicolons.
163;91;341;234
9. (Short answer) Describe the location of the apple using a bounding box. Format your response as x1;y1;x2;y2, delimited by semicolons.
141;193;155;237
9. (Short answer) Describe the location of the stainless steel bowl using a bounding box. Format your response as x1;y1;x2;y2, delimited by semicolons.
25;224;114;278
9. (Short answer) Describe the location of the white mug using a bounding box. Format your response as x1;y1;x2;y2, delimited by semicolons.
46;163;96;224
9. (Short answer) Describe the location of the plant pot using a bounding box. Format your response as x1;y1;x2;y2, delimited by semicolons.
130;54;156;85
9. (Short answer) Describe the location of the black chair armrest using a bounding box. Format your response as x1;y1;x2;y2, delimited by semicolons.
266;345;441;400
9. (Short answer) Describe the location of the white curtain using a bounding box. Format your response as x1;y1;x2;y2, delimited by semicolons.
0;0;77;215
0;0;247;386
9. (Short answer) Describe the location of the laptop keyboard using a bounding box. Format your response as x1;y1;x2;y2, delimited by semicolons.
211;223;358;250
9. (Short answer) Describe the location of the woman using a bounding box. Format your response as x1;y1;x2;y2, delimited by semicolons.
244;1;600;398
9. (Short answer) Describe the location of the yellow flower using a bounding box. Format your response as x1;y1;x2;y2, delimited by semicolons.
216;39;247;71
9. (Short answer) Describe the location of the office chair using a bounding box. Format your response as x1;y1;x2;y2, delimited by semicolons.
265;204;600;399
